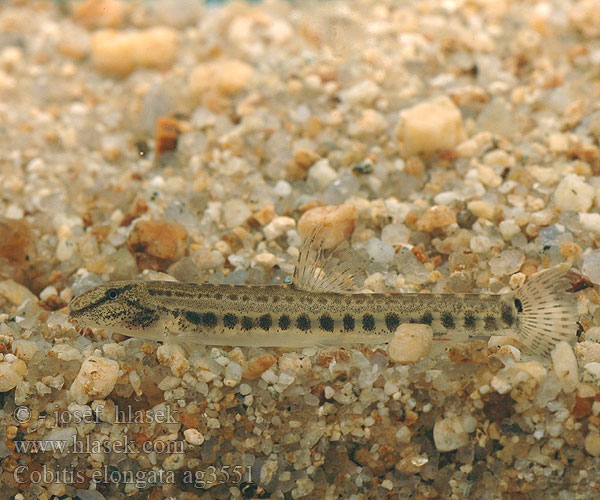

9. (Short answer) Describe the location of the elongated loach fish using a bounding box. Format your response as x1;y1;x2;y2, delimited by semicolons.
68;227;579;355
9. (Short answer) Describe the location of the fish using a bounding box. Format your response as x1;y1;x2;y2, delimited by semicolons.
68;227;579;355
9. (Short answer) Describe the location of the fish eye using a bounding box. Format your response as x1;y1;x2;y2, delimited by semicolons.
107;289;119;300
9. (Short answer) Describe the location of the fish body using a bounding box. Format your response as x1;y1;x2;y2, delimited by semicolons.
68;228;579;355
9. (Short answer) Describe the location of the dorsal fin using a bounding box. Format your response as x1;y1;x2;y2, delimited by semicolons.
293;225;358;293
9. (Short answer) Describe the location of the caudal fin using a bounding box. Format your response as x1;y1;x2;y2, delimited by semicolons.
513;266;578;355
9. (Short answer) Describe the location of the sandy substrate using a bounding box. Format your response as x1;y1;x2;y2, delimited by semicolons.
1;0;600;498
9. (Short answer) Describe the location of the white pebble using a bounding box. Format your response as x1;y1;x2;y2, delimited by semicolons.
553;174;594;212
69;356;120;404
499;219;521;240
551;341;578;393
264;216;296;240
307;159;338;190
12;340;38;361
580;213;600;233
489;249;525;276
273;180;292;197
387;324;433;364
0;359;27;392
396;95;466;156
340;80;380;105
433;415;471;452
184;429;205;446
583;250;600;285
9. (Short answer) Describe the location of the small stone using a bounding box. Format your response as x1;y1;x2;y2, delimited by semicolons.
340;80;380;105
255;252;277;269
366;238;395;266
433;415;471;452
128;219;188;262
92;28;179;76
294;149;320;169
307;159;338;190
49;344;82;362
348;109;387;137
73;0;127;28
253;204;276;226
223;199;251;228
579;213;600;233
69;356;120;404
12;340;38;361
551;341;578;393
470;235;491;253
499;220;520;240
264;216;296;240
397;95;466;156
489;250;525;276
467;200;495;220
415;205;456;232
570;0;600;38
183;428;205;446
381;223;410;246
387;324;433;364
582;250;600;285
553;174;594;212
157;344;190;377
189;59;254;97
585;432;600;457
298;204;357;249
291;478;314;499
529;165;561;186
0;359;27;392
477;165;502;187
0;280;37;306
243;353;276;380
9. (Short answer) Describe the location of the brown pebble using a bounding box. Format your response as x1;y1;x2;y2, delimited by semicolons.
520;261;538;276
294;149;320;169
243;353;277;380
447;342;488;364
0;217;36;282
482;393;514;423
155;117;181;156
73;0;127;29
128;219;189;262
415;205;456;232
252;204;276;226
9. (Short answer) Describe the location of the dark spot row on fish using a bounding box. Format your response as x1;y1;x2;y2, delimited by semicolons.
176;308;513;333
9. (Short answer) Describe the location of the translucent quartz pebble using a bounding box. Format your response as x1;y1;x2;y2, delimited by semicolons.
582;249;600;285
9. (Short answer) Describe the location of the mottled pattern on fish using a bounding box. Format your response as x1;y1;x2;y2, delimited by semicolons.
68;228;579;355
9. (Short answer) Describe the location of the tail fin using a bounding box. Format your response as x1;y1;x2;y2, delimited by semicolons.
513;266;578;355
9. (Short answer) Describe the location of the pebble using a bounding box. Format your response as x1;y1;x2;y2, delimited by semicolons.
433;415;472;452
397;95;466;156
69;356;120;404
339;80;380;105
585;432;600;457
467;200;495;220
91;27;179;76
49;344;82;362
128;219;188;261
499;219;521;240
366;238;395;266
255;252;277;269
387;324;433;364
0;280;37;306
291;477;314;499
12;340;38;361
415;205;456;232
73;0;127;28
489;249;525;276
307;158;338;190
157;344;190;377
223;199;251;228
189;59;254;97
264;216;296;240
553;174;594;212
0;359;27;392
297;204;357;249
243;353;276;379
183;428;205;446
381;223;410;246
579;213;600;233
551;341;578;394
582;250;600;285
